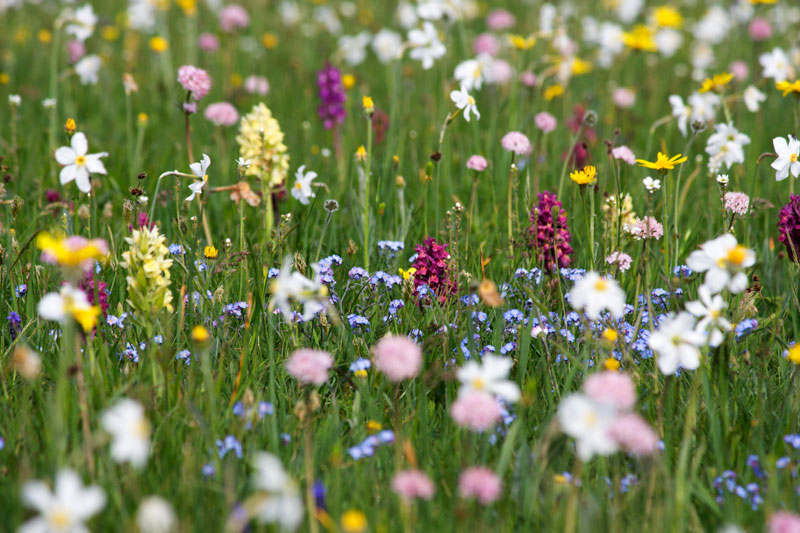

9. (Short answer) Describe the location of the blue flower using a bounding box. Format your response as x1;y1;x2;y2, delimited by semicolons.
348;267;369;280
14;284;27;297
176;350;192;365
169;243;186;255
216;435;243;459
735;319;758;340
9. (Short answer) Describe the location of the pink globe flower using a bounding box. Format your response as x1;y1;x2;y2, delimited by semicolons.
204;102;239;126
490;60;513;85
466;155;488;172
66;40;86;64
611;145;636;165
219;4;250;32
583;371;636;411
605;251;632;272
635;216;663;240
729;60;749;82
244;75;270;96
374;335;422;382
724;192;750;216
520;71;537;87
286;349;333;386
608;414;659;455
534;112;557;133
769;511;800;533
198;33;220;53
458;467;502;504
177;65;212;100
450;390;501;432
473;33;499;56
748;17;772;42
486;9;515;30
501;131;532;156
613;88;635;109
391;470;435;501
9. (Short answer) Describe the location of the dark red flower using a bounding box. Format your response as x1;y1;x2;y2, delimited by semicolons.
778;194;800;261
411;237;456;304
530;191;573;270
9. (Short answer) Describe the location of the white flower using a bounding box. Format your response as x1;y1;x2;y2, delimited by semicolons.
136;496;177;533
759;47;794;82
771;135;800;181
408;22;446;70
557;393;618;461
279;1;302;26
743;86;766;113
186;153;210;202
235;157;252;170
64;3;98;42
567;271;626;321
291;165;317;205
693;6;730;45
337;31;371;66
716;174;729;185
20;468;106;533
655;28;682;58
642;176;661;192
38;284;95;326
8;94;21;106
269;258;327;321
313;6;341;34
127;0;157;32
54;132;108;193
686;233;755;294
705;122;750;170
372;29;403;63
688;91;719;125
396;2;419;29
615;0;643;23
417;0;460;21
74;54;102;85
453;55;492;92
42;98;57;109
456;354;521;403
648;312;705;375
685;285;732;348
668;95;692;136
250;452;304;531
449;86;480;122
102;398;151;467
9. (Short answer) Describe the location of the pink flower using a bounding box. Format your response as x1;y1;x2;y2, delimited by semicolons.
613;88;635;109
177;65;212;100
729;60;749;81
501;131;532;156
635;216;663;240
204;102;239;126
66;40;86;64
605;252;632;272
535;112;557;133
373;336;422;381
724;192;750;216
244;75;270;96
583;371;636;411
466;155;488;172
473;33;498;56
198;33;220;53
520;72;537;87
612;145;636;165
486;9;515;30
749;17;772;42
219;4;250;32
490;60;513;85
450;391;501;432
391;470;435;501
458;467;502;504
769;511;800;533
286;349;332;386
608;414;659;455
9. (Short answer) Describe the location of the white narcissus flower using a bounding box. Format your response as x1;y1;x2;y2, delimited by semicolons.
686;233;756;294
372;29;403;63
186;153;211;201
337;32;371;66
75;54;102;85
54;132;108;193
102;398;151;468
250;452;304;531
408;22;446;70
668;95;691;136
20;468;106;533
567;271;626;320
456;354;521;403
268;258;327;321
705;122;750;170
557;393;619;461
453;55;492;92
449;86;480;122
759;47;793;82
685;285;732;347
771;135;800;181
136;496;177;533
743;86;766;113
291;165;317;205
648;312;706;375
64;3;98;42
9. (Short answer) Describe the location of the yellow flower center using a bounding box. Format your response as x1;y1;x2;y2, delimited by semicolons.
294;182;302;189
584;411;597;426
48;510;71;528
75;155;86;166
711;309;721;319
594;279;608;291
467;96;475;106
792;153;798;163
726;245;747;266
472;378;485;390
135;418;152;438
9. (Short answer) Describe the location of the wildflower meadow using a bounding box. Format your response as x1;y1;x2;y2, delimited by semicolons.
3;0;800;531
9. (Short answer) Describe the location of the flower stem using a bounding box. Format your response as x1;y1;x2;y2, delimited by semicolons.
363;117;373;270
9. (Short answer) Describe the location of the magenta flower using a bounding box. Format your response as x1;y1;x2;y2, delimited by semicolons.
317;63;346;130
411;237;456;304
466;155;488;172
458;467;502;504
529;191;573;270
80;273;109;315
373;335;422;382
450;390;501;432
501;131;532;156
286;349;333;386
391;470;435;501
778;195;800;262
204;102;239;127
748;17;772;42
177;65;212;100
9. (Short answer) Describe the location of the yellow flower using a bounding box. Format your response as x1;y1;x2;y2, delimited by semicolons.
341;510;367;533
749;0;776;3
261;33;278;49
355;145;367;161
636;152;687;171
192;325;210;343
0;73;8;85
149;36;169;53
231;73;243;88
366;420;382;432
622;25;657;52
776;80;800;97
101;26;120;41
342;74;356;90
399;267;416;280
544;84;564;101
73;305;101;333
571;58;592;75
699;72;734;93
36;232;108;269
362;95;374;114
509;34;536;50
602;328;618;343
788;344;800;365
204;245;218;259
138;113;149;126
177;0;197;16
570;165;597;185
653;6;683;28
65;118;76;134
604;358;621;371
38;29;52;43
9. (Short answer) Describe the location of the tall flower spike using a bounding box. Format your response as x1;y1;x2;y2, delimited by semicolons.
411;237;456;304
317;63;347;130
778;194;800;262
529;191;572;270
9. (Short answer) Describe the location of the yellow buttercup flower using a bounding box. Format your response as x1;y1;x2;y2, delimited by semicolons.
399;267;416;280
0;73;9;85
261;32;278;49
355;145;367;161
787;344;800;364
231;73;243;88
622;25;657;52
341;510;367;533
653;6;683;29
204;245;218;259
138;113;149;126
38;29;52;43
544;84;564;101
509;34;536;50
65;118;76;134
776;80;800;97
749;0;776;4
602;328;618;343
636;152;687;171
571;58;592;76
177;0;197;16
699;72;734;93
342;74;356;90
366;420;382;432
192;325;210;343
604;358;621;371
570;165;597;185
101;26;120;41
149;36;169;53
36;232;108;269
362;95;374;116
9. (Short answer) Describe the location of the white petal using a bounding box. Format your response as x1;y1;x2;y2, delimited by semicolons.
55;146;77;165
85;156;107;175
59;164;78;185
22;482;54;513
74;167;92;193
71;132;88;155
38;293;66;321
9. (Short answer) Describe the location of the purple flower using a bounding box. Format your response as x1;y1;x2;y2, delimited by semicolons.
778;194;800;261
529;191;572;270
317;63;346;130
411;237;456;304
